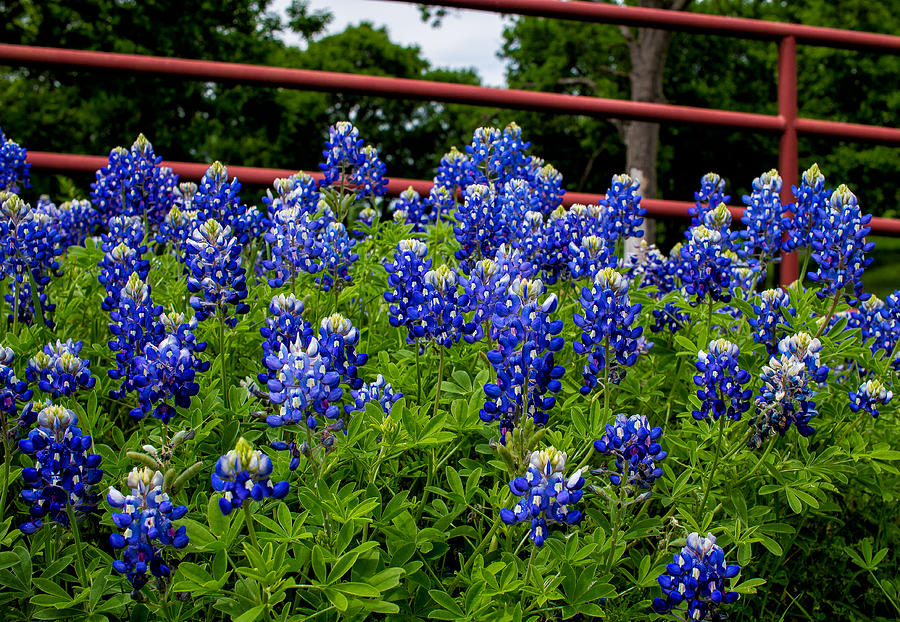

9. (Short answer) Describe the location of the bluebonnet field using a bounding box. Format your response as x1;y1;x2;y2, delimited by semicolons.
0;121;898;621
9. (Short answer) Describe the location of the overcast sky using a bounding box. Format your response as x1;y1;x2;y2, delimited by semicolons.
273;0;510;86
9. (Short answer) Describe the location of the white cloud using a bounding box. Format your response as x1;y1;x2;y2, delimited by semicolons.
273;0;509;86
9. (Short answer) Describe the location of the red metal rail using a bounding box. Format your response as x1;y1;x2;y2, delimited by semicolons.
5;0;900;283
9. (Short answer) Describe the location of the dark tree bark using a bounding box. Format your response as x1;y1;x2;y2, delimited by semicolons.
618;0;692;243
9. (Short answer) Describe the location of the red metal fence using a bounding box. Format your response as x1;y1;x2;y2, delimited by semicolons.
3;0;900;284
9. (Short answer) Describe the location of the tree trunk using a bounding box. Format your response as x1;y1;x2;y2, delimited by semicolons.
620;0;691;249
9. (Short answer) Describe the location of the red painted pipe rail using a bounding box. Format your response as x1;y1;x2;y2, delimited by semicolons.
27;151;900;236
2;44;900;144
0;44;783;131
404;0;900;52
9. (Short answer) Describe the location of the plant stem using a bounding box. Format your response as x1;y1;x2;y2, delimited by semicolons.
243;503;259;549
605;490;625;574
218;313;227;408
603;339;611;426
65;503;89;587
0;413;9;525
703;297;714;346
870;570;900;616
798;251;811;287
815;291;841;338
415;347;422;406
699;415;727;519
11;279;17;336
432;348;445;419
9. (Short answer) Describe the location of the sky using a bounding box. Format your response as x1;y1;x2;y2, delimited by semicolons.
273;0;510;86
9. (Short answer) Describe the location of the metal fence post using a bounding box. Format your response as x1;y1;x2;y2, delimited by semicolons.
778;35;800;285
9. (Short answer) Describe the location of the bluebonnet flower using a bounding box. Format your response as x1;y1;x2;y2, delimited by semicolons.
749;333;827;447
18;405;102;533
259;294;314;385
628;241;677;296
344;374;403;418
90;135;178;223
539;205;578;283
316;222;358;293
25;339;97;398
749;289;794;355
651;301;690;335
38;198;100;249
807;185;874;303
466;125;531;190
740;169;787;263
391;187;428;230
453;184;505;264
0;344;33;427
601;173;645;241
678;226;733;306
384;239;431;344
0;193;62;328
108;467;188;591
262;174;321;218
192;162;251;243
500;447;583;547
212;437;289;515
693;339;751;422
185;219;249;327
0;129;31;193
102;215;146;252
263;205;326;292
568;235;613;281
701;203;739;251
421;265;473;348
849;379;893;419
530;161;565;215
481;278;565;443
263;337;343;430
573;268;643;393
97;239;151;312
433;146;474;198
784;163;828;253
689;173;730;227
458;257;512;342
318;313;368;389
652;532;741;621
155;205;198;256
879;291;900;370
320;121;365;188
350;145;388;200
132;332;208;423
108;274;164;403
593;414;666;492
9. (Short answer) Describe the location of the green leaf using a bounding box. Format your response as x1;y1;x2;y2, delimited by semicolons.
428;590;463;616
233;604;266;622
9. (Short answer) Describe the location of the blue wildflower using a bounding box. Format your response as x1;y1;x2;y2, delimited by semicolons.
320;121;365;188
481;278;565;443
263;337;343;430
192;162;251;243
678;225;733;306
568;235;613;281
652;532;741;621
849;379;893;419
263;205;326;292
0;128;31;193
344;374;403;418
749;333;826;447
740;169;787;263
500;447;583;547
573;268;643;393
689;173;730;227
107;274;164;403
784;163;828;254
693;339;751;422
593;413;666;492
749;289;795;355
132;332;207;423
0;344;33;427
318;313;368;389
108;467;188;590
211;437;289;515
601;173;645;241
316;222;358;293
25;339;97;398
384;239;431;344
185;218;249;327
807;185;874;303
18;405;102;533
